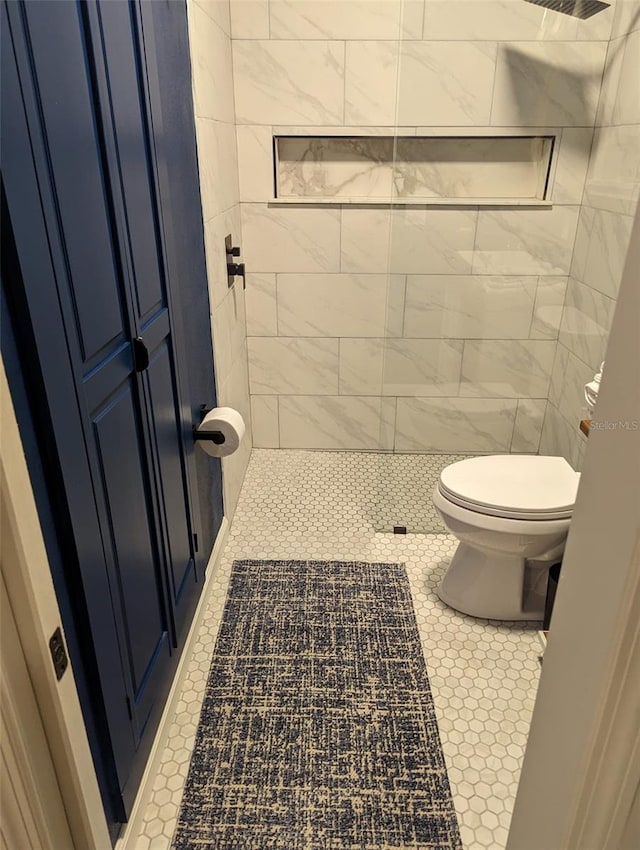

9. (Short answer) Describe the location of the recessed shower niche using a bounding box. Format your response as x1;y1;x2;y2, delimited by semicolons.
273;133;556;205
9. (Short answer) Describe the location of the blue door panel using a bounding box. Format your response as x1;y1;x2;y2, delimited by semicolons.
22;1;127;369
97;0;166;326
92;381;170;707
145;339;196;622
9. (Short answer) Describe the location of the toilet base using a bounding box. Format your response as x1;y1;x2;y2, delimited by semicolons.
437;542;547;621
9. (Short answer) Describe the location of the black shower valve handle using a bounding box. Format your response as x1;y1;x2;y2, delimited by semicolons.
227;261;246;289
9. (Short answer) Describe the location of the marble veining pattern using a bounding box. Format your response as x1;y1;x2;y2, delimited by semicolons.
276;273;405;338
240;204;341;273
473;207;580;275
248;337;339;395
395;397;519;453
277;137;394;198
233;40;345;125
491;42;608;127
338;338;464;397
403;275;538;339
276;135;552;201
558;277;616;368
397;42;498;126
390;208;477;274
460;339;556;399
421;0;614;42
269;0;405;41
529;277;568;340
279;395;396;450
512;399;547;454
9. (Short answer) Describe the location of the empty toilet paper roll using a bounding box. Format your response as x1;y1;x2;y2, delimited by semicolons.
195;407;245;457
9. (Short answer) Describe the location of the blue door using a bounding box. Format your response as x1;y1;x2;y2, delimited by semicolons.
1;0;223;825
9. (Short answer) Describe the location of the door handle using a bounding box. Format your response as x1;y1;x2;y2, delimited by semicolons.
132;337;149;372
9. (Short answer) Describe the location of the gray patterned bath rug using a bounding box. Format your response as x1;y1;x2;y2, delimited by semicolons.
172;559;462;850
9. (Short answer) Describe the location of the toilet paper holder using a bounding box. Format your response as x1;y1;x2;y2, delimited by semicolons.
193;405;226;446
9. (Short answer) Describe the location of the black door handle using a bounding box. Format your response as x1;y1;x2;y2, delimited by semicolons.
132;337;149;372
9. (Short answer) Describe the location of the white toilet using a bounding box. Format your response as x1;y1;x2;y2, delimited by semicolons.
433;455;580;621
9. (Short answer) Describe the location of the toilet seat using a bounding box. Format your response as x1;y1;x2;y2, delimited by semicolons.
438;455;580;521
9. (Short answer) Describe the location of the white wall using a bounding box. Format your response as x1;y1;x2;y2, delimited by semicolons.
507;172;640;850
188;0;252;517
230;0;614;453
541;0;640;470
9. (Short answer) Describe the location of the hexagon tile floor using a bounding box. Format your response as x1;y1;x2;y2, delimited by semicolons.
130;450;542;850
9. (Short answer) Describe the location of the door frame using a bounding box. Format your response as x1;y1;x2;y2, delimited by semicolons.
507;207;640;848
0;361;112;850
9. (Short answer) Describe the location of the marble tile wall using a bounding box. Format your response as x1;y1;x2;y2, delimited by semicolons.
188;0;252;518
229;0;621;453
540;0;640;470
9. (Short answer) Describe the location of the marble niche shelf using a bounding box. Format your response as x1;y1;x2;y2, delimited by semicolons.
272;135;556;207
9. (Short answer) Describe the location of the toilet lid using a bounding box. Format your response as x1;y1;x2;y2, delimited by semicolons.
439;455;580;518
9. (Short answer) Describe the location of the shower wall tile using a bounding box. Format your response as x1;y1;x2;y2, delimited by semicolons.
344;41;400;125
556;350;593;425
218;345;253;517
558;277;616;369
203;204;242;309
340;208;392;273
195;0;231;36
248;337;339;394
236;125;274;201
396;42;497;125
195;118;241;219
551;128;594;205
403;275;537;339
190;2;236;122
395;397;518;453
389;208;477;274
212;284;247;389
338;338;463;397
584;124;640;215
610;29;640;124
269;0;405;40
233;41;344;124
548;342;570;409
227;0;623;456
539;403;585;470
339;339;385;395
277;273;405;338
245;273;278;336
596;29;640;126
460;339;555;398
422;0;612;42
401;1;427;40
250;395;280;448
241;204;341;272
511;398;547;454
472;206;580;275
611;0;640;38
381;339;464;397
570;205;634;297
230;0;270;39
279;395;395;450
529;276;568;340
491;42;607;127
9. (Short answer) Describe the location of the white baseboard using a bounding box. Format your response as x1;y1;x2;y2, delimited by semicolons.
115;516;229;849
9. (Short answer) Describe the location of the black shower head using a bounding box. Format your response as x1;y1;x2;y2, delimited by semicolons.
522;0;610;19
